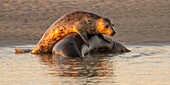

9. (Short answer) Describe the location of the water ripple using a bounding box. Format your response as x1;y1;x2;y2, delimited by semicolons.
0;45;170;85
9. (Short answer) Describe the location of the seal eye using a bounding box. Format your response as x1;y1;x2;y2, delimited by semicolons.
105;25;109;28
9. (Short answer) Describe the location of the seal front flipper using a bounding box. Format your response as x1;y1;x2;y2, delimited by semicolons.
98;34;112;43
77;30;90;47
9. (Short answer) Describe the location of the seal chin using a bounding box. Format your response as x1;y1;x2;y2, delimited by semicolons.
110;29;116;36
106;31;116;37
109;32;115;36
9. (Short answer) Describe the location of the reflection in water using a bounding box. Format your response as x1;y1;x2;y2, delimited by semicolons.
0;45;170;85
38;54;116;84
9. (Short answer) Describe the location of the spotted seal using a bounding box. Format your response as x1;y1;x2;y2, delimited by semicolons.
52;33;130;57
31;11;116;54
15;33;130;55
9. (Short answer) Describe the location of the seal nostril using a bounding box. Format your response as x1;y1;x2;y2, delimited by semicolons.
114;31;116;35
111;31;116;36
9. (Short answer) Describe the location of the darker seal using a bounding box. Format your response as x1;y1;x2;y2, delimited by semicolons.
52;33;130;57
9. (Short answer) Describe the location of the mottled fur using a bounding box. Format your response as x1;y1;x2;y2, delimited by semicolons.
32;11;115;54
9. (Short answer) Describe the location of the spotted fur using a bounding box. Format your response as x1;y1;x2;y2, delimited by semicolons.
31;11;115;54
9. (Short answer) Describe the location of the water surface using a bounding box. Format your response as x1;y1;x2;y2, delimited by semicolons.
0;45;170;85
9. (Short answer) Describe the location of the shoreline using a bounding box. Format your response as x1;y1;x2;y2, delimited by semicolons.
0;0;169;47
1;41;170;47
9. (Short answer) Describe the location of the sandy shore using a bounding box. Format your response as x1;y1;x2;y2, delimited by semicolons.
0;0;169;47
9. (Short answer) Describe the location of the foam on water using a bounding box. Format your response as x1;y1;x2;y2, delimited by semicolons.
0;45;170;85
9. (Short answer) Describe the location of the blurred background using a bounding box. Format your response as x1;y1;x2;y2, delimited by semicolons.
0;0;169;46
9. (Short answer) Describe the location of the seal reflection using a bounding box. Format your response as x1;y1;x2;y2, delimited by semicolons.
38;54;116;83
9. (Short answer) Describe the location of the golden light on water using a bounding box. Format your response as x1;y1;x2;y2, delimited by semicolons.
0;45;170;85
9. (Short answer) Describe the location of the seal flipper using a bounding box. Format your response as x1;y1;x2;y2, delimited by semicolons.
98;34;112;43
15;48;32;53
77;30;90;47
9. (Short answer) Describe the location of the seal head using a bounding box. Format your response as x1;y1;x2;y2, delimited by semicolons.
95;18;116;43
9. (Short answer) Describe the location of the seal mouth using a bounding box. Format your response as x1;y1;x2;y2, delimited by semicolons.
109;32;116;36
105;30;116;37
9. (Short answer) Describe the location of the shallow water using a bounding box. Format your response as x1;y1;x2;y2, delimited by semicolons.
0;45;170;85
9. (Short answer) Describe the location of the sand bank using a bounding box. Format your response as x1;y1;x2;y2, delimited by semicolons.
0;0;169;46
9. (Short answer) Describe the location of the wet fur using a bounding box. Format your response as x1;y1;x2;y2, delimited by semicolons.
32;11;114;54
52;33;130;57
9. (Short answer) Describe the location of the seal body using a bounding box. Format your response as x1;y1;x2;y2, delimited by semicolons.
32;11;116;54
52;33;130;57
52;39;83;57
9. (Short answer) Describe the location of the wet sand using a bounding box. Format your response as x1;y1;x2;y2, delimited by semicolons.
0;0;170;46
